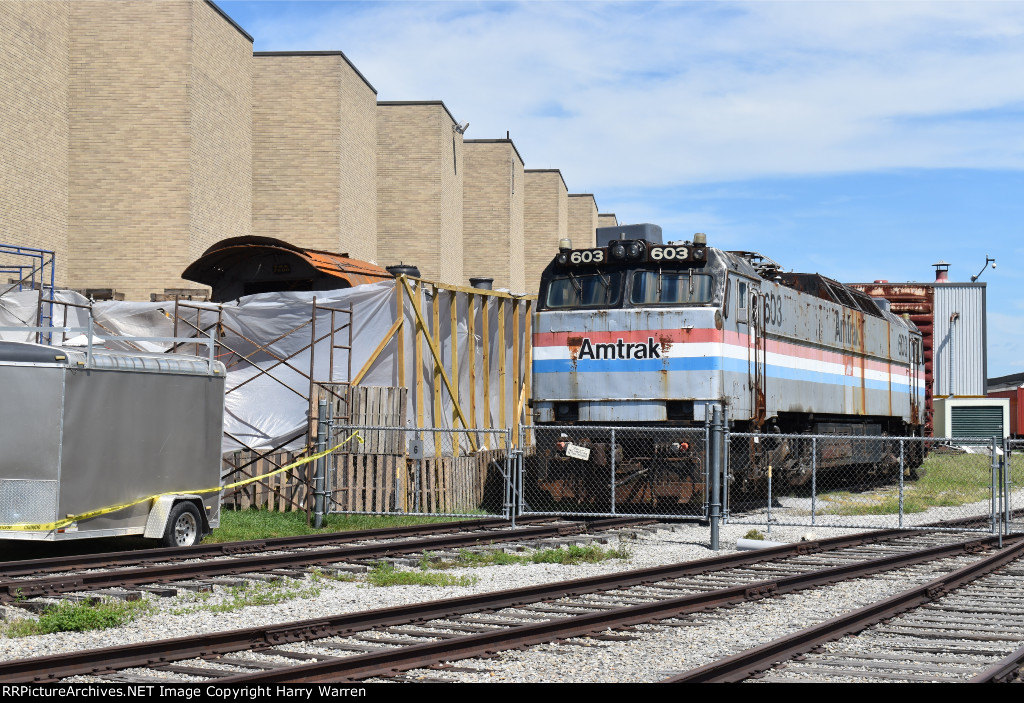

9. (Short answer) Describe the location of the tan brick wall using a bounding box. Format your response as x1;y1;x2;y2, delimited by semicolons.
337;57;378;262
598;213;618;229
0;1;70;286
65;1;253;301
509;150;525;293
463;140;525;291
523;170;568;294
190;0;252;263
568;194;598;249
377;102;463;284
254;53;376;261
68;1;189;299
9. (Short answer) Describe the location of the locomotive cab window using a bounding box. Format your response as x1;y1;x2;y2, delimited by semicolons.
545;271;623;308
629;271;713;305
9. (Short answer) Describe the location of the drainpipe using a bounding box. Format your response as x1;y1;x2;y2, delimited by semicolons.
948;312;959;397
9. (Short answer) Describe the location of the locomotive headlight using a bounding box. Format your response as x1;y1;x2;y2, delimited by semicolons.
611;243;626;259
694;249;705;259
556;252;569;265
627;241;644;259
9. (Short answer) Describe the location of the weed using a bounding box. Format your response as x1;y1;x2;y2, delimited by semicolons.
366;562;477;587
417;543;630;570
2;597;155;638
170;577;322;615
743;529;765;540
208;509;470;543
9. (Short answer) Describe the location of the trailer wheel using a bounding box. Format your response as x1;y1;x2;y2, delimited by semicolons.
162;502;202;548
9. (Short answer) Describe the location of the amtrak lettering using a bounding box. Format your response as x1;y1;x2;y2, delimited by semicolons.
577;337;662;360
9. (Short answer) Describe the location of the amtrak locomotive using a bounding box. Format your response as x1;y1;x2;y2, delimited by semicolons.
530;224;926;506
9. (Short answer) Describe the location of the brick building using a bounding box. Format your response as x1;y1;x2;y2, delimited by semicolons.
463;139;526;292
0;0;615;300
522;169;569;294
568;193;599;249
253;52;378;262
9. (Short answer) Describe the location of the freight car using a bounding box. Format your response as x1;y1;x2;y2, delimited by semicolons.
529;225;926;507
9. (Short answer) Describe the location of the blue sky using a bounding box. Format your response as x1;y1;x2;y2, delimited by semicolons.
220;1;1024;376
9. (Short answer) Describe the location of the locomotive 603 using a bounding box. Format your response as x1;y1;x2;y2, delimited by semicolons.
529;224;925;508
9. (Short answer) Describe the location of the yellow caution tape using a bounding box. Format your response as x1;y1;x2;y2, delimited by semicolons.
0;431;364;533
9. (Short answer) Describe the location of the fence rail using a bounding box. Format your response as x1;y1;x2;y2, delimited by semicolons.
723;432;1006;533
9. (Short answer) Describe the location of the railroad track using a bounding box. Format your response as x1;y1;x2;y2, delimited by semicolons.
0;516;560;578
0;525;1013;683
0;516;658;603
665;538;1024;683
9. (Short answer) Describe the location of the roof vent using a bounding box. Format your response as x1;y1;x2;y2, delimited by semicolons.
386;264;421;278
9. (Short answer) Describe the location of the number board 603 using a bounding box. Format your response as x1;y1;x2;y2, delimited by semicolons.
569;249;605;264
649;246;690;261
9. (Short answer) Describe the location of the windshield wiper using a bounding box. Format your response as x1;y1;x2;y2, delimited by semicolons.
567;272;582;294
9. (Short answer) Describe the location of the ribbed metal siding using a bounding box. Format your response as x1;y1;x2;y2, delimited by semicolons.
933;283;986;396
951;405;1003;438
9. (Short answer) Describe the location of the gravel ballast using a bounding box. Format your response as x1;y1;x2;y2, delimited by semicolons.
0;500;1016;683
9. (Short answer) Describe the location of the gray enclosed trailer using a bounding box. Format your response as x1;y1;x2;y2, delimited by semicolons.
0;341;226;546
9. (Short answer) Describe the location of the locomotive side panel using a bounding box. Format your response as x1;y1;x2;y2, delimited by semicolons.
752;280;922;427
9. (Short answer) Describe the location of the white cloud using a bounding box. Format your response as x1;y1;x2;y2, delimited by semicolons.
233;1;1024;190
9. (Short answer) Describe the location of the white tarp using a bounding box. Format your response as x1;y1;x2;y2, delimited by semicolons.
1;282;529;455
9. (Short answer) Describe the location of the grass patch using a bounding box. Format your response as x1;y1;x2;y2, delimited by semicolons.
170;576;326;615
743;529;765;541
817;450;996;516
366;562;477;587
208;508;475;543
420;543;631;570
2;598;155;638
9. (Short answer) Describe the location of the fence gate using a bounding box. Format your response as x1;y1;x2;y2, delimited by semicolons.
517;424;709;520
724;431;1010;534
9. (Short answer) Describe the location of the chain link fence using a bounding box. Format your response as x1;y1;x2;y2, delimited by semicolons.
312;413;1019;534
1007;439;1023;535
324;424;513;518
724;432;1005;533
519;424;708;519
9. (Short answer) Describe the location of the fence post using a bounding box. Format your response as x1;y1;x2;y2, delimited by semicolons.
722;406;730;522
898;438;905;529
709;406;722;551
313;397;328;528
610;427;617;516
1004;437;1012;539
811;437;817;527
506;430;517;527
991;436;999;542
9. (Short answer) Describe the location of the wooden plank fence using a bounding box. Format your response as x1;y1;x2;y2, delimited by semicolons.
221;386;508;514
221;449;311;511
330;448;507;515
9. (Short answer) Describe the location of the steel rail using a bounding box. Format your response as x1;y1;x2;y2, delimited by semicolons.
0;516;563;577
969;643;1024;683
0;526;918;682
209;533;1021;683
664;537;1024;683
0;517;657;602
